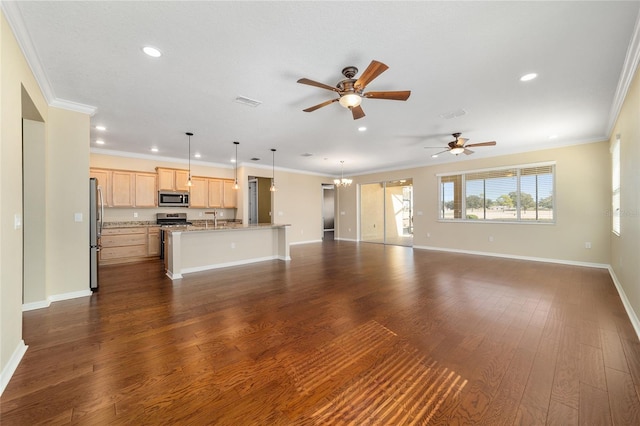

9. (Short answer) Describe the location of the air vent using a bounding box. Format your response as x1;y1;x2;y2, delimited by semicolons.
439;109;466;119
251;157;260;161
235;96;262;107
301;153;313;157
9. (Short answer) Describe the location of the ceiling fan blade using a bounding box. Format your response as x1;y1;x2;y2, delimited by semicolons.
463;149;474;155
364;91;411;101
354;60;389;90
303;98;339;112
465;141;497;148
430;150;450;158
350;105;365;120
297;78;339;92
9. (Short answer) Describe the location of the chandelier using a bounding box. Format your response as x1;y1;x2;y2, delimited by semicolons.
334;161;352;187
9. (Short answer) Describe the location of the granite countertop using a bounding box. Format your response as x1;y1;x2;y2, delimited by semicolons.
103;219;242;229
162;223;290;234
102;221;158;228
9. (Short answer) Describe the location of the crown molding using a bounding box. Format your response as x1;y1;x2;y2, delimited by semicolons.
2;2;97;116
607;7;640;137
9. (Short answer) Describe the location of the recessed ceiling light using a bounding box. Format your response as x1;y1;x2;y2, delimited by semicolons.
194;153;201;158
548;134;558;139
95;140;105;145
151;147;159;152
520;73;538;82
230;158;236;163
431;154;438;158
142;46;162;58
358;126;367;132
95;125;106;131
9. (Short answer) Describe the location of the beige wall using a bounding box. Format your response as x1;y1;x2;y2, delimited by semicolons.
338;142;611;265
46;108;90;296
610;65;640;324
1;11;91;390
1;11;48;385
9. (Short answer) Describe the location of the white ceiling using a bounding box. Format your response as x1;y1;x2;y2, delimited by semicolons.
5;1;640;177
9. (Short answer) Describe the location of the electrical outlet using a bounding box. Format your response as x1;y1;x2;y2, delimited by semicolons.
219;211;224;217
348;228;351;232
199;212;203;217
426;232;431;238
585;242;592;249
133;212;138;218
231;242;236;249
488;236;494;242
340;211;346;215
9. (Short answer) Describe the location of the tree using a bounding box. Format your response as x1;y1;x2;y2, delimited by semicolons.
444;200;455;210
466;195;483;210
496;194;513;208
539;195;553;209
520;192;535;212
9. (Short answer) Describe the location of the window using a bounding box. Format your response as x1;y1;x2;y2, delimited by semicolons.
438;163;555;223
612;136;621;235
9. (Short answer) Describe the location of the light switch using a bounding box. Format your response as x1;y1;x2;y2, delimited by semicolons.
14;213;22;229
74;213;83;222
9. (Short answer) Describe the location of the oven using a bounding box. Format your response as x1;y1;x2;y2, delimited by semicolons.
157;213;192;259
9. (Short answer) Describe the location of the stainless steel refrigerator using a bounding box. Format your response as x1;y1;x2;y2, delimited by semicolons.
89;177;104;290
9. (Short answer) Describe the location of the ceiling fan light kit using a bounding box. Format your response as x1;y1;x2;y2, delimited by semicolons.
297;60;410;120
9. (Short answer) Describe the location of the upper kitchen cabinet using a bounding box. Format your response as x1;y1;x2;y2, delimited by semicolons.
90;168;157;208
157;167;189;192
208;179;223;208
189;177;208;208
90;168;112;206
134;173;157;207
223;180;237;208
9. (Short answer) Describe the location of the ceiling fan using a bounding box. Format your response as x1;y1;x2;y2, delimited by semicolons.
297;60;411;120
426;133;497;157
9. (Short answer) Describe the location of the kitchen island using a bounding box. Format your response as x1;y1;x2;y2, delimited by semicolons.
164;223;290;280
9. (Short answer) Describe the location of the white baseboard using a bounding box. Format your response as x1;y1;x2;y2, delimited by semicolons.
0;340;28;396
22;300;50;312
23;289;92;312
290;239;323;246
179;255;280;278
608;266;640;341
335;237;358;242
412;245;609;269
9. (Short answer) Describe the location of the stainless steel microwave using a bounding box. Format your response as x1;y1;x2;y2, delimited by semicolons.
158;191;189;207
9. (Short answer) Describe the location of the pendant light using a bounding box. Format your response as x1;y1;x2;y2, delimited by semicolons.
270;148;277;192
233;141;240;190
334;160;352;187
186;132;193;187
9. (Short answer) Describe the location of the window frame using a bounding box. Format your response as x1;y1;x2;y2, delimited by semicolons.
436;161;556;224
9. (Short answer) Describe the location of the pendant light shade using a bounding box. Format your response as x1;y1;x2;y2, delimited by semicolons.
233;141;240;190
186;132;193;187
270;148;277;192
334;160;352;187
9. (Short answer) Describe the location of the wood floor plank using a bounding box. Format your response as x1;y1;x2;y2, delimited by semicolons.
1;242;639;424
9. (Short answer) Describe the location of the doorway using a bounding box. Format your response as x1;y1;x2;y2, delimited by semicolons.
248;176;273;224
322;184;335;241
22;86;47;306
360;179;413;246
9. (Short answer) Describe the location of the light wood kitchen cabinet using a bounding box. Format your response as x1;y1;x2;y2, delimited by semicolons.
100;227;160;265
189;177;208;208
208;179;223;207
157;167;190;192
223;180;237;208
148;227;161;256
135;173;157;207
90;168;112;207
111;171;134;207
91;168;158;208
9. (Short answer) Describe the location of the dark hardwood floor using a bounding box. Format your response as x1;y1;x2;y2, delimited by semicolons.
2;241;640;424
